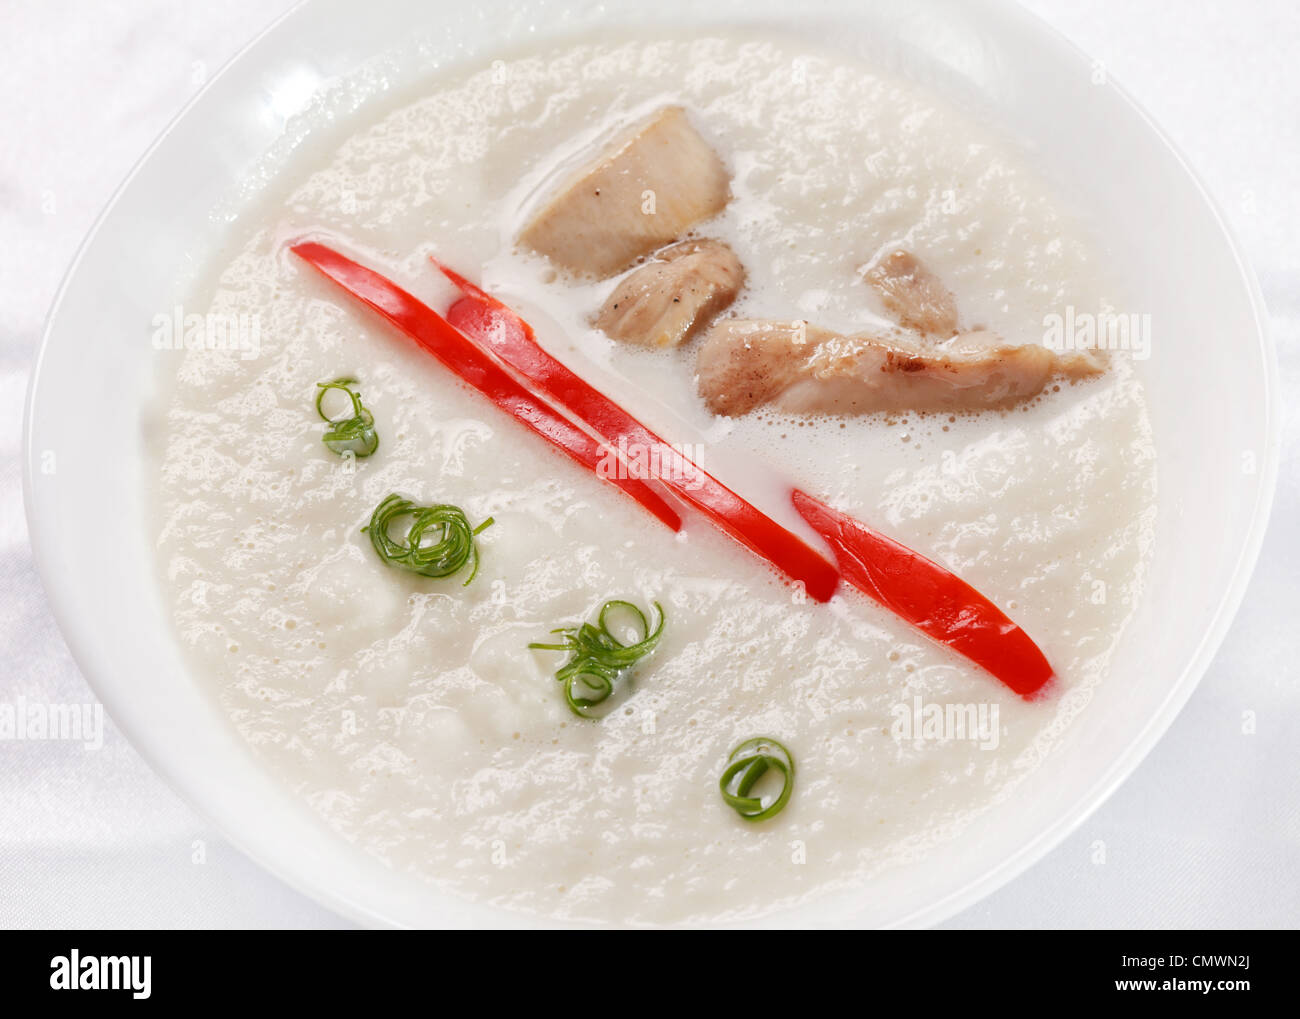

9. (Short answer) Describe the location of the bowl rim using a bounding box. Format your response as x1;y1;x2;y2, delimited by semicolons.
23;0;1280;928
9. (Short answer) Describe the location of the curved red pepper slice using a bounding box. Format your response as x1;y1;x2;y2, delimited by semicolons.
438;262;840;603
791;489;1054;698
290;242;682;532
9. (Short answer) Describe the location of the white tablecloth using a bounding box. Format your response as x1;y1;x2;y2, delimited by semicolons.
1;0;1296;928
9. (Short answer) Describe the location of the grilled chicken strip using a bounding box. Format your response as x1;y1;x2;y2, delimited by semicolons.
696;320;1103;417
519;106;731;279
862;249;959;338
594;239;744;348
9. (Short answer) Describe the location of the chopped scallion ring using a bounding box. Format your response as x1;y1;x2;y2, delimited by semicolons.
362;493;492;585
530;599;664;718
316;377;379;457
719;737;795;821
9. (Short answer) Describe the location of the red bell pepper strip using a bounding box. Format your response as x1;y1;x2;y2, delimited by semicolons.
290;242;682;532
791;489;1054;698
436;261;840;604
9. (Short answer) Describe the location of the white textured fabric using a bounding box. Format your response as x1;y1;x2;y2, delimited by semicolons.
1;0;1295;929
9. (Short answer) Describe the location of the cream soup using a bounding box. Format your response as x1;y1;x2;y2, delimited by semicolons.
154;34;1156;924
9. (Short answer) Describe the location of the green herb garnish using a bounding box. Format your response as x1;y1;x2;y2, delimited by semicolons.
316;377;379;457
362;493;493;585
719;737;795;821
530;599;665;718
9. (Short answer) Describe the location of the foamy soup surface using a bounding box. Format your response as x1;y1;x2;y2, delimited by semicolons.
155;35;1156;923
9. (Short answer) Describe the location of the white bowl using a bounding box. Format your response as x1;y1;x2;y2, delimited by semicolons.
24;0;1277;927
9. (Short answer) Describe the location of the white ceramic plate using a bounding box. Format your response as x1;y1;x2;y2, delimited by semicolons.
24;0;1278;927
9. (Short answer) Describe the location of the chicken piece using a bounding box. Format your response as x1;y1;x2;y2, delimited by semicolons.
862;249;960;338
518;106;731;279
694;320;839;417
593;239;744;348
696;320;1103;417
